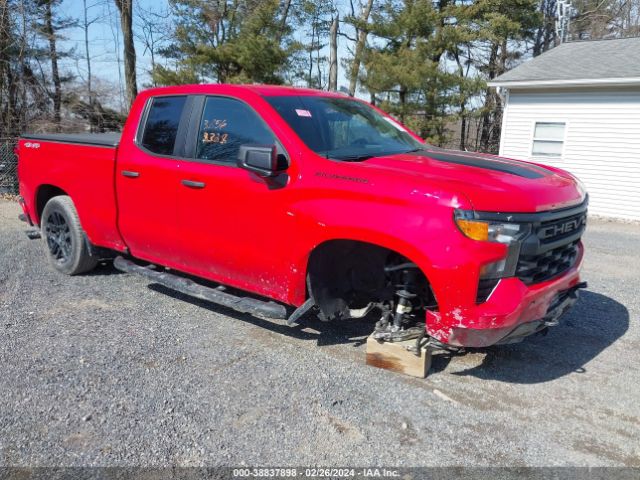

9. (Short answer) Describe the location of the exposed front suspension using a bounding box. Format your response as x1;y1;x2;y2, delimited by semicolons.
372;262;429;342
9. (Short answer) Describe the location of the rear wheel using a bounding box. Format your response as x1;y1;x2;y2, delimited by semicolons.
41;195;98;275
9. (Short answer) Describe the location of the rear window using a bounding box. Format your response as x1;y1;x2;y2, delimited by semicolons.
140;96;187;156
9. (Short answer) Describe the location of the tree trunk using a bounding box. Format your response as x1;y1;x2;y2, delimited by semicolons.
44;0;61;128
453;49;466;150
534;0;556;56
328;15;338;92
459;111;466;151
308;20;315;87
0;0;10;135
348;0;374;97
82;0;96;132
115;0;137;110
479;43;498;152
315;23;322;87
276;0;292;43
487;40;509;151
398;86;406;124
422;0;449;143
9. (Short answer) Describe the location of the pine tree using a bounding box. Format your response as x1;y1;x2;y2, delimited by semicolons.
360;0;463;144
468;0;539;152
33;0;75;129
154;0;299;85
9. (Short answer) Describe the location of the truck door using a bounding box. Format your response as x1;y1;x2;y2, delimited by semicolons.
176;95;293;298
116;95;191;265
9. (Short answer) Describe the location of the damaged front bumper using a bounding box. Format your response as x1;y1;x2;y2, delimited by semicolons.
488;280;585;345
429;246;586;348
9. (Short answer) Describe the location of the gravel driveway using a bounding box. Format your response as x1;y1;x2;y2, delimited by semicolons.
1;199;639;467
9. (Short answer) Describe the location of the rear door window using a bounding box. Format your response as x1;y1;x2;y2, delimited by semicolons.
195;97;275;163
140;96;187;156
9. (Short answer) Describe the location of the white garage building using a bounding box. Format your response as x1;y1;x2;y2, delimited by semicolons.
489;37;640;220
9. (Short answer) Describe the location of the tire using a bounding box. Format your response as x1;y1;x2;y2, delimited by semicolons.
41;195;98;275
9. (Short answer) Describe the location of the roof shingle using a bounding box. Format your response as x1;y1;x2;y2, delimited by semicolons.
491;37;640;86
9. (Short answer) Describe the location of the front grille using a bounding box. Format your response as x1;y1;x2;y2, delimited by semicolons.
471;197;587;289
537;212;586;245
512;203;587;285
516;239;581;285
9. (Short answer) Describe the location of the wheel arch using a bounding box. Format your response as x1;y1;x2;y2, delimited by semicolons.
34;184;69;225
302;236;438;321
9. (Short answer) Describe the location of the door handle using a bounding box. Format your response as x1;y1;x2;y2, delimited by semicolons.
121;170;140;178
181;179;206;189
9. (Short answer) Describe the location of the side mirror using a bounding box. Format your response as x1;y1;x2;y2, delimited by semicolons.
237;144;287;178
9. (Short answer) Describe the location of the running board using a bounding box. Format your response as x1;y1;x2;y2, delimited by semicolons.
113;256;288;319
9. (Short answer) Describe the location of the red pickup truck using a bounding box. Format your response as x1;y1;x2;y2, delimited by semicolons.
17;84;588;349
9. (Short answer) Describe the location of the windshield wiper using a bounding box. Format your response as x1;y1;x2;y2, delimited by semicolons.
323;148;423;162
333;154;375;162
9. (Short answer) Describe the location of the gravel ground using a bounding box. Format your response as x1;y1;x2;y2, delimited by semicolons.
0;199;639;467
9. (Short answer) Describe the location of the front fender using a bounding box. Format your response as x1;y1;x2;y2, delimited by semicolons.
282;194;482;307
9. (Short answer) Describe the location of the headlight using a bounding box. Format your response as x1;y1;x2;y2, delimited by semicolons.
454;211;529;244
574;177;587;201
454;210;532;279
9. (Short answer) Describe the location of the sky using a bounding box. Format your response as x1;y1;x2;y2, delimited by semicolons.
56;0;357;110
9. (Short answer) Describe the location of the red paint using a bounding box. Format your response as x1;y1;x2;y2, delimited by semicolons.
17;84;586;347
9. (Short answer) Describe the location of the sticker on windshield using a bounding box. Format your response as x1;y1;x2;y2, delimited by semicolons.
383;117;408;132
295;109;312;118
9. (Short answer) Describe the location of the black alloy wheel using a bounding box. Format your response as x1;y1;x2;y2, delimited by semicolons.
44;210;72;263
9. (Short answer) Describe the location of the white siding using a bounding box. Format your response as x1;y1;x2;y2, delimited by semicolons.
499;89;640;220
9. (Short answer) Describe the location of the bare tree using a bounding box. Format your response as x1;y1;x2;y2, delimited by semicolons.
347;0;374;96
40;0;61;127
82;0;99;130
1;0;56;136
328;14;338;91
0;0;14;135
570;0;640;39
277;0;292;43
135;4;171;86
114;0;137;109
534;0;557;56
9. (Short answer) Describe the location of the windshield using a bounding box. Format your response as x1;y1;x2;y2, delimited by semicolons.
265;95;424;161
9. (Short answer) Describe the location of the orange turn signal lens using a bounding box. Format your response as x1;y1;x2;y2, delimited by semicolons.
455;219;489;241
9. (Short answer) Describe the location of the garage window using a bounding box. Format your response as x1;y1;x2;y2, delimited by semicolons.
532;122;565;157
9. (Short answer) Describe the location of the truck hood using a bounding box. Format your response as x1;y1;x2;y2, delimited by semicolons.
364;148;585;212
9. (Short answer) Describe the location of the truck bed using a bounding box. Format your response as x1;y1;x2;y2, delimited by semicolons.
17;133;125;252
21;132;121;148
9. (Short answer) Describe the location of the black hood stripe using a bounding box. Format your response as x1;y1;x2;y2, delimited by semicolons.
412;149;548;179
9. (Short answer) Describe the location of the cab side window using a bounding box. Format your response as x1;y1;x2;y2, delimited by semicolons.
141;96;187;156
196;97;275;163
